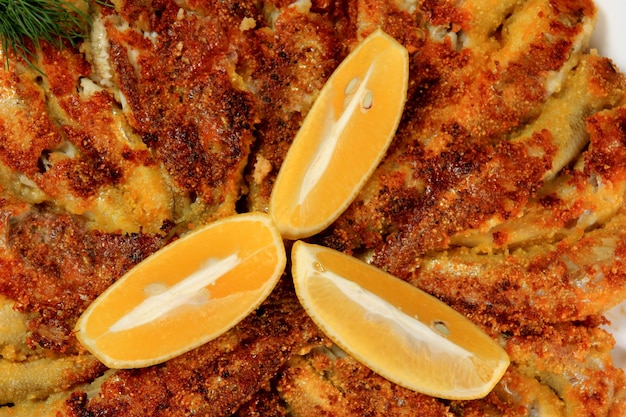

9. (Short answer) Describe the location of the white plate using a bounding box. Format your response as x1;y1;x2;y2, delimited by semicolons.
590;0;626;71
605;304;626;369
591;0;626;369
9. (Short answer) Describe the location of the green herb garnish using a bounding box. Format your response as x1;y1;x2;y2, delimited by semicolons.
0;0;97;71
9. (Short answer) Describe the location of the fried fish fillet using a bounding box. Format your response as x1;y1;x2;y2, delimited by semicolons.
264;322;626;417
0;43;173;234
0;278;325;416
1;0;626;416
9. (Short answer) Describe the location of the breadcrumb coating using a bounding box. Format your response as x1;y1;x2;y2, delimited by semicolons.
0;0;625;416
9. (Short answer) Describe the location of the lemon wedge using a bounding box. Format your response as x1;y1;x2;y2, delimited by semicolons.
75;213;286;369
291;241;510;400
269;29;409;239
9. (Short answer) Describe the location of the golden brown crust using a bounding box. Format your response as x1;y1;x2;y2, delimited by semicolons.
319;1;624;276
91;0;261;228
276;348;454;416
500;323;626;417
0;0;626;415
0;198;165;353
241;5;342;211
62;278;325;417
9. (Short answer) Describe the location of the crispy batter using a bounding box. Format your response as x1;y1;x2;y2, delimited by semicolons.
99;0;259;226
0;196;165;354
498;323;626;417
234;386;290;417
266;323;626;417
0;295;105;406
240;3;342;211
1;0;626;416
276;346;454;416
320;1;625;274
0;43;173;234
23;278;322;417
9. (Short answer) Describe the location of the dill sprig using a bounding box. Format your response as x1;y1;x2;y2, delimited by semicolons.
0;0;96;71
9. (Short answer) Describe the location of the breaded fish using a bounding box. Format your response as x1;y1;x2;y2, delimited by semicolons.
264;323;626;416
1;0;626;416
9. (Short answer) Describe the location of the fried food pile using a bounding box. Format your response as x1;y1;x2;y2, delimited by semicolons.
1;0;626;415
